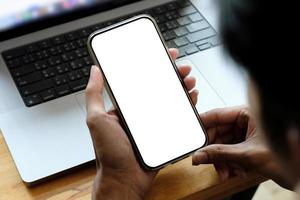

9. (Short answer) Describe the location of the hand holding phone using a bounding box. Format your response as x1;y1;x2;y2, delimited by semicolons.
87;15;207;169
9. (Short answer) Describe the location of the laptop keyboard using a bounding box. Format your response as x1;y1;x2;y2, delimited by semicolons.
2;0;220;107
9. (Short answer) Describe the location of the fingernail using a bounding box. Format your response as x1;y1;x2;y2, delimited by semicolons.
90;65;96;74
91;65;97;72
192;151;207;165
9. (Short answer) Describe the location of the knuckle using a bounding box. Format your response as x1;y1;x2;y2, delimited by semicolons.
86;111;104;129
238;105;251;116
215;145;224;157
240;107;250;117
207;145;224;162
85;85;93;95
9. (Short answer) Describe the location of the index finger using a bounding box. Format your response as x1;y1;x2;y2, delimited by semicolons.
200;106;246;129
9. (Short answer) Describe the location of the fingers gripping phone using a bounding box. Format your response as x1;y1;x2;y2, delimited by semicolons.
87;15;207;170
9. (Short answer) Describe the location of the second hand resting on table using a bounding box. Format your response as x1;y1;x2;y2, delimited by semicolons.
85;48;287;200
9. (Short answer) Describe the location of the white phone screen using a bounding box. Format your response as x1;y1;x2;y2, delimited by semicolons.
90;17;206;168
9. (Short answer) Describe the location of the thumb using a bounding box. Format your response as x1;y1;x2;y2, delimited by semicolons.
192;144;243;166
85;65;106;115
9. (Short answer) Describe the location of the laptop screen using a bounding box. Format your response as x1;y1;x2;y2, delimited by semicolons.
0;0;140;41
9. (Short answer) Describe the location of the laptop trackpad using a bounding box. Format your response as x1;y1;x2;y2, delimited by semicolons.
76;59;224;115
76;90;113;114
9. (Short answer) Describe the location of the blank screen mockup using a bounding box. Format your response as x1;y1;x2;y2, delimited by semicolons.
91;17;206;168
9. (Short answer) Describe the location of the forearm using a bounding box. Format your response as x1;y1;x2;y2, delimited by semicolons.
93;172;144;200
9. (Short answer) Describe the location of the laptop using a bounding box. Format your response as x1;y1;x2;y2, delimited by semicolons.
0;0;247;185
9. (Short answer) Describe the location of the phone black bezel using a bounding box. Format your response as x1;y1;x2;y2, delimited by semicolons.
87;15;208;170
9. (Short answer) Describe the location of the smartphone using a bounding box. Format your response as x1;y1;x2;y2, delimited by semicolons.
87;15;207;170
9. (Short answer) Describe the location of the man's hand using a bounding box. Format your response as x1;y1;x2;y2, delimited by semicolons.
85;48;199;200
192;106;291;188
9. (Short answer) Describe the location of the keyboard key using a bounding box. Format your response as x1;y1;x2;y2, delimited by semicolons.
82;67;91;77
34;60;48;70
174;27;189;37
42;68;56;79
186;28;216;43
6;58;22;68
187;21;210;33
3;48;26;60
83;57;93;65
166;40;176;49
26;44;38;53
196;39;209;46
178;47;187;58
91;24;104;32
54;75;68;85
56;64;70;74
11;64;35;77
178;0;191;8
48;56;62;66
154;6;166;14
184;44;199;55
178;5;197;16
41;89;56;101
174;37;189;47
56;84;71;96
75;48;88;58
189;13;203;22
165;20;179;30
70;59;85;70
177;16;192;26
52;36;65;45
35;50;50;60
16;72;42;87
62;42;76;51
65;32;80;41
198;43;211;51
70;78;87;91
162;31;176;41
142;9;154;16
208;36;222;46
68;70;83;81
38;40;52;49
21;79;53;96
78;28;92;37
62;52;76;62
24;94;42;106
154;15;167;24
49;46;63;56
159;24;168;32
166;2;179;11
21;54;36;64
75;38;87;47
165;11;179;20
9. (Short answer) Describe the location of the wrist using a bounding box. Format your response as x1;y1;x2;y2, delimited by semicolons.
93;170;146;200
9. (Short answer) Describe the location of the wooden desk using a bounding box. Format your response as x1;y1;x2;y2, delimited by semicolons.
0;131;265;200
